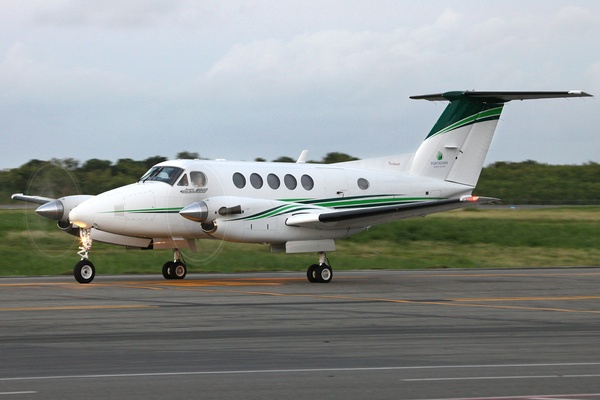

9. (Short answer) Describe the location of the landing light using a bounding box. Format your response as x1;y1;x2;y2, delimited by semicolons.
461;196;480;202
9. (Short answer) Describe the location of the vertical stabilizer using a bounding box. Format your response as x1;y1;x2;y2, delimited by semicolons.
408;90;592;187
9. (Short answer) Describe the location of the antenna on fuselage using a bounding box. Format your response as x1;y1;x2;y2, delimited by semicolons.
296;150;308;164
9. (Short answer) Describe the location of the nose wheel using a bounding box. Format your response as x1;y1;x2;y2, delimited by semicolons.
74;259;96;284
306;252;333;283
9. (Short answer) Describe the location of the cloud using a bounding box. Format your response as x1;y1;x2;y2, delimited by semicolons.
29;0;197;29
0;2;599;169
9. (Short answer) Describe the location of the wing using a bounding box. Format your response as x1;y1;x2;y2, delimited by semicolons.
11;193;55;205
285;196;498;229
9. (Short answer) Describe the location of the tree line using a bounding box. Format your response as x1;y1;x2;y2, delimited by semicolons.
0;153;598;205
473;160;600;205
0;152;358;202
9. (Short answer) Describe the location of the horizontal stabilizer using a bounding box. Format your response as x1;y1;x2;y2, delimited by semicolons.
411;90;593;102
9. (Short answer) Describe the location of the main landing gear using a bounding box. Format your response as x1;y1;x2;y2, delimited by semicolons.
162;248;187;280
306;252;333;283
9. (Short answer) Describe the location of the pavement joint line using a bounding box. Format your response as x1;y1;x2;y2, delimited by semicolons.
1;362;600;382
0;305;158;312
177;289;600;314
402;373;600;381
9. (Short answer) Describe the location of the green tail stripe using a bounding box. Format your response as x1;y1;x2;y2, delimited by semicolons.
429;106;503;139
425;94;504;139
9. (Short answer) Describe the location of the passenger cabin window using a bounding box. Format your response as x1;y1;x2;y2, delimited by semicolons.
250;173;263;189
267;173;280;189
233;172;246;188
284;174;297;190
301;175;314;190
232;172;315;191
140;166;184;186
357;178;370;190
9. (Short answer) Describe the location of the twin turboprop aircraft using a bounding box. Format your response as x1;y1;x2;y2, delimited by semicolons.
12;90;592;284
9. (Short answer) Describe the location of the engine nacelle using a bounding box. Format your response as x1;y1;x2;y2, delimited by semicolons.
179;196;274;222
179;196;287;234
36;195;94;222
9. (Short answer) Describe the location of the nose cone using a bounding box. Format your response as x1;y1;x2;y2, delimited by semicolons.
36;200;65;221
179;201;209;222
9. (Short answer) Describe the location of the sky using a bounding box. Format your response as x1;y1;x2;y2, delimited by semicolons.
1;0;599;170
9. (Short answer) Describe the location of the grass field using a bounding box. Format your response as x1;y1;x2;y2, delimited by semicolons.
1;207;599;277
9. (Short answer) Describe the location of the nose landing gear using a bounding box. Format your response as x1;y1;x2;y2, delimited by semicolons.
74;228;96;284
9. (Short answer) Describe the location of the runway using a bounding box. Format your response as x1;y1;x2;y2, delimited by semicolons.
1;268;600;399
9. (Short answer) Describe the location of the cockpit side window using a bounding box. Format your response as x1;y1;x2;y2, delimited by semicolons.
177;174;189;186
190;171;207;187
140;166;184;185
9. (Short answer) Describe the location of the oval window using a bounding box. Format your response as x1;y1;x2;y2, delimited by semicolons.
357;178;370;190
284;174;297;190
301;175;314;190
232;172;246;188
267;173;280;189
250;173;263;189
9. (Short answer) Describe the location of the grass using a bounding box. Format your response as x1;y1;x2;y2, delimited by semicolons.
0;207;598;277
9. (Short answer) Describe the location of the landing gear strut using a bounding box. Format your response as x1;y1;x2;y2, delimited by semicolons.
306;252;333;283
74;228;95;284
162;248;187;280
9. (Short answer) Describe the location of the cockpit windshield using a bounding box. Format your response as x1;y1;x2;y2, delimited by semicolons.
139;166;184;185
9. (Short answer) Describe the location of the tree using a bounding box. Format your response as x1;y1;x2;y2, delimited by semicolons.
80;159;112;173
272;156;295;163
143;156;167;169
176;151;200;160
321;152;359;164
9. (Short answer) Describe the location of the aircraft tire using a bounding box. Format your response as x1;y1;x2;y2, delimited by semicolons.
74;260;96;284
316;264;333;284
162;262;174;280
307;264;319;283
170;261;187;280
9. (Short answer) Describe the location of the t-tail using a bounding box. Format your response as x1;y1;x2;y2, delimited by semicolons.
408;90;592;187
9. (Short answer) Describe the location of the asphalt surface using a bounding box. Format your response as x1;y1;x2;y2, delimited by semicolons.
1;268;600;400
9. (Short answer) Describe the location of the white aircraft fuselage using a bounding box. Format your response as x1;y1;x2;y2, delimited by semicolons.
69;158;472;247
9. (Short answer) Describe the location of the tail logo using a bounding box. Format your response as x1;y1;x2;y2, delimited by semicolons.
431;151;449;169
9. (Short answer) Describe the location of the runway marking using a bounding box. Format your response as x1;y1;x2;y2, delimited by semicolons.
453;296;600;302
1;362;599;382
403;374;600;381
0;305;157;312
418;394;600;400
0;277;303;289
185;288;600;315
0;392;38;396
420;272;600;278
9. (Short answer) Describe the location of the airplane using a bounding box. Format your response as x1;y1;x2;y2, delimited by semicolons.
12;90;592;284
